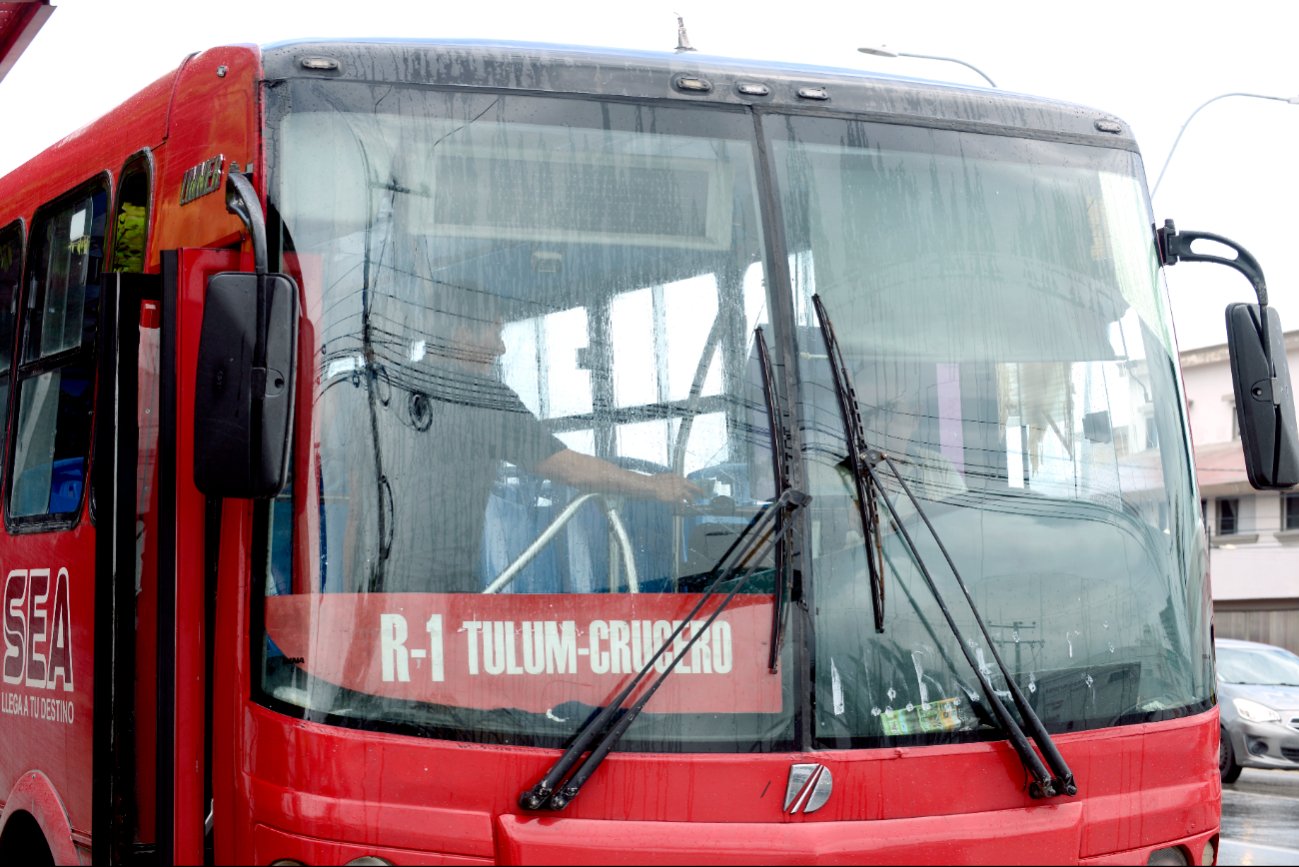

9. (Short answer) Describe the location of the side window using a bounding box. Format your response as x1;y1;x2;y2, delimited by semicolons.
111;159;150;272
8;181;108;524
0;221;21;442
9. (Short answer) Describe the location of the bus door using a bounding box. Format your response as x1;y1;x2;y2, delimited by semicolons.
91;270;161;865
92;248;233;867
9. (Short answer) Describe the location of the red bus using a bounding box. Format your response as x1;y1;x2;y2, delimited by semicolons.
0;38;1294;866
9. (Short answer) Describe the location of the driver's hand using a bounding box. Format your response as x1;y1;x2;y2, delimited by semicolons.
643;473;707;504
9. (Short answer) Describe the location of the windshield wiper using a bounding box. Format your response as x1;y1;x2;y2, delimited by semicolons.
519;487;811;812
754;326;795;671
811;295;886;633
868;449;1077;798
811;292;1074;799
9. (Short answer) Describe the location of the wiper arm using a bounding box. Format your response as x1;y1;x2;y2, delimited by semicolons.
866;450;1077;799
754;326;795;671
811;295;886;632
809;294;1073;798
519;487;811;812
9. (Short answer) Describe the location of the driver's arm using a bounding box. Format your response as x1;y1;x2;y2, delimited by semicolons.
536;449;704;503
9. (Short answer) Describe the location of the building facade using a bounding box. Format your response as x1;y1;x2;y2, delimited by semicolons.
1182;331;1299;654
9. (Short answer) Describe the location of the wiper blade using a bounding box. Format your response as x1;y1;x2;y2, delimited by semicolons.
754;326;795;671
811;295;886;632
866;450;1077;799
809;293;1073;799
519;487;811;812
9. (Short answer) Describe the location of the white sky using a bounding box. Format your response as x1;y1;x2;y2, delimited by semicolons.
2;0;1296;350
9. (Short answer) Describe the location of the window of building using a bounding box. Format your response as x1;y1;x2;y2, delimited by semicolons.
1217;498;1239;536
1284;493;1299;531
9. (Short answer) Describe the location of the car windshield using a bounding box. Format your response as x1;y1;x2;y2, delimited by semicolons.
1218;645;1299;685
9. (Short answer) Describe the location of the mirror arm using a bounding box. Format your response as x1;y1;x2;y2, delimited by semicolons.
1157;219;1267;304
225;171;268;276
1158;219;1279;397
224;171;277;400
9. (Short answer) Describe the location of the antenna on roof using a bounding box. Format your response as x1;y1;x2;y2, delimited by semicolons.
674;14;696;53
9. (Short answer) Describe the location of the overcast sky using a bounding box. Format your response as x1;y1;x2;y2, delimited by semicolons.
2;0;1296;350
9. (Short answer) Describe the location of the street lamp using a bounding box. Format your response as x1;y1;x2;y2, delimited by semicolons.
857;45;997;88
1150;91;1299;198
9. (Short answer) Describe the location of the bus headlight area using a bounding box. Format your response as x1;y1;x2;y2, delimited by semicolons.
1147;846;1192;866
246;802;1222;865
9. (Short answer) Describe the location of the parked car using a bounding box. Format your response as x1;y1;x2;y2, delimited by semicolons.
1216;637;1299;783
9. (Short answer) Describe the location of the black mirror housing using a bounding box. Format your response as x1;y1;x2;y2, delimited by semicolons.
1226;303;1299;489
194;271;299;498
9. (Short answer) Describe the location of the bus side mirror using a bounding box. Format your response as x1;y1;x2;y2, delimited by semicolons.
1226;303;1299;489
1158;219;1299;489
193;271;299;498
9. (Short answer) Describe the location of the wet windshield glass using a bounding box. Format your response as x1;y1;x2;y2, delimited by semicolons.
258;82;795;749
254;78;1211;751
767;117;1211;743
1218;645;1299;685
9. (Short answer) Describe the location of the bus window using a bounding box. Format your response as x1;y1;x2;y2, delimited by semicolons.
9;181;108;522
0;221;21;439
111;158;151;273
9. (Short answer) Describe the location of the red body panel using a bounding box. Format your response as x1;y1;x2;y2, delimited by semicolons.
0;466;97;860
171;248;243;864
221;700;1219;864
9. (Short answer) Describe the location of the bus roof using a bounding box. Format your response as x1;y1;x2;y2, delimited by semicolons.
0;36;1142;211
260;38;1138;150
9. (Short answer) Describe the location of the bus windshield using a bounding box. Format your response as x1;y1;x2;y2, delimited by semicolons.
260;82;792;749
767;117;1211;742
255;78;1210;750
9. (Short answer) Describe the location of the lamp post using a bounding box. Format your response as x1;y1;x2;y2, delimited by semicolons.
1150;91;1299;198
857;45;997;88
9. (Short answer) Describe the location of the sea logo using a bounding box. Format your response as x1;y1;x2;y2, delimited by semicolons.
2;567;74;691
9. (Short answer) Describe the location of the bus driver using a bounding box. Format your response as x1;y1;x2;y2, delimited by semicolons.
366;290;704;594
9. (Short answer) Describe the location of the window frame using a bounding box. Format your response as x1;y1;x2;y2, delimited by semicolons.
0;219;25;502
5;174;112;532
1283;492;1299;531
108;150;154;274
